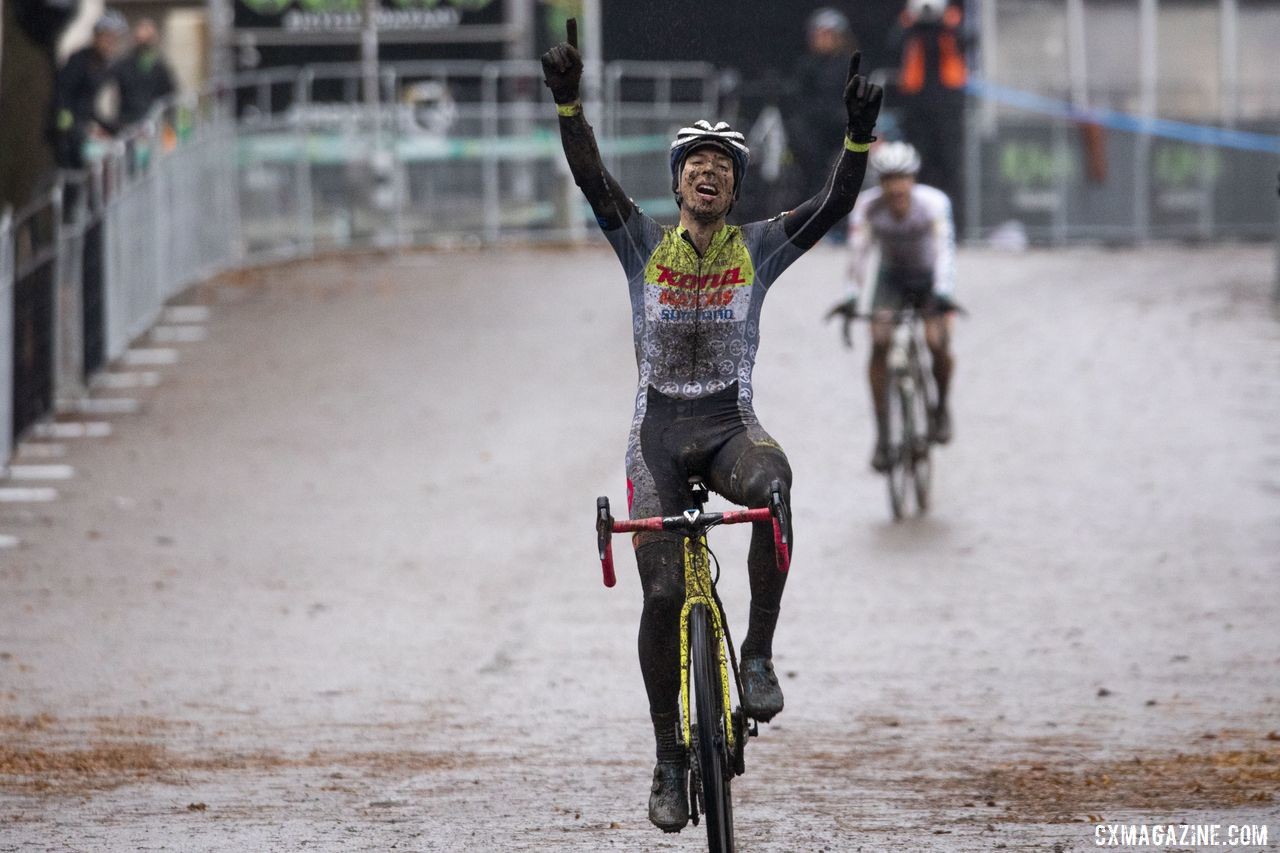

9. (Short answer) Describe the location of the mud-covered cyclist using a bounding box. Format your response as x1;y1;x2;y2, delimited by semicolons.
542;23;883;834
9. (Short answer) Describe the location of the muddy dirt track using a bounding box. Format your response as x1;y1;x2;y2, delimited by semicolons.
1;244;1277;851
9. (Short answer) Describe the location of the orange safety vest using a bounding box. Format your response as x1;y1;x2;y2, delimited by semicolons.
898;5;967;94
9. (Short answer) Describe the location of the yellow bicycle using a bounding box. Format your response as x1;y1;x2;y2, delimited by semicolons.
596;477;790;853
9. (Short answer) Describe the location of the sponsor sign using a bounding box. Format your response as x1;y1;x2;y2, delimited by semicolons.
234;0;501;34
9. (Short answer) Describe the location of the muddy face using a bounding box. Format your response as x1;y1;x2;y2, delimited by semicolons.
678;147;735;223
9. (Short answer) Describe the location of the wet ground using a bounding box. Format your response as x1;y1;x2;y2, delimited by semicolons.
1;243;1277;851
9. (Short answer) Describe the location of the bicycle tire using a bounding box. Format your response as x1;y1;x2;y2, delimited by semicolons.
886;376;910;521
909;357;933;513
690;603;735;853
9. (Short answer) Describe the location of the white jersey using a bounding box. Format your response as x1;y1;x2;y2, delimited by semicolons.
846;183;957;302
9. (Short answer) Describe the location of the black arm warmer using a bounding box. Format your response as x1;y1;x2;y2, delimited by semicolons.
781;147;869;251
557;111;636;231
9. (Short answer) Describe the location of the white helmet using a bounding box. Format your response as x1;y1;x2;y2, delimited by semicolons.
808;7;850;35
870;141;922;177
907;0;945;22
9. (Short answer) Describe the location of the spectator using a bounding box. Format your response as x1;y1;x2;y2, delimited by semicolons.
53;10;124;167
892;0;968;232
788;7;857;199
111;17;174;128
1;0;78;209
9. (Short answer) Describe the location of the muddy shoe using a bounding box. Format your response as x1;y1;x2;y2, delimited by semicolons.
870;440;893;473
648;759;689;832
740;657;784;722
929;406;953;444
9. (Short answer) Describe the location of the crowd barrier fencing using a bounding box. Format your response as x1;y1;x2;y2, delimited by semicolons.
0;59;717;469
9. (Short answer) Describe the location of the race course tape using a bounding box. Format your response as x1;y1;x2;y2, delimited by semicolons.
968;78;1280;155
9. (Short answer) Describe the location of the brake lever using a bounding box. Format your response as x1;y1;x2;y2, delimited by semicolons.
768;479;791;573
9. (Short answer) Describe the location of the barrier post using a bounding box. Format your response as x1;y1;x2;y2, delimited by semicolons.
55;172;87;403
0;208;14;469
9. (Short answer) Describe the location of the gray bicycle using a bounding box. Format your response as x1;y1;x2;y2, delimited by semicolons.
881;306;934;520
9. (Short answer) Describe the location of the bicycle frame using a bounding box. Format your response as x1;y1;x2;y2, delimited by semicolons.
679;535;734;752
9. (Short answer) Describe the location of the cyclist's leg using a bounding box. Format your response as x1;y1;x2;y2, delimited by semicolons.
923;312;954;441
628;442;690;748
628;441;693;829
708;430;792;719
868;312;894;440
868;272;902;468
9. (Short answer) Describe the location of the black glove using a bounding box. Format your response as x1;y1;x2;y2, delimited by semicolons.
843;52;884;143
825;298;859;350
541;19;583;105
929;293;964;316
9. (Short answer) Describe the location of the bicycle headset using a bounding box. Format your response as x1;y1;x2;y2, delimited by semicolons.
670;120;751;200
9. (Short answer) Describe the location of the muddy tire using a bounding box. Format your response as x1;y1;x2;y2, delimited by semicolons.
690;604;734;852
909;356;933;514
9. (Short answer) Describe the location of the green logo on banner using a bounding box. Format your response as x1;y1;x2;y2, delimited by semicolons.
1154;144;1221;188
241;0;292;13
999;140;1075;187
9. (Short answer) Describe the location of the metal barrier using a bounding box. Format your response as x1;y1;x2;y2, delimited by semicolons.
0;209;13;468
101;96;242;363
0;58;717;466
963;94;1280;244
232;60;717;255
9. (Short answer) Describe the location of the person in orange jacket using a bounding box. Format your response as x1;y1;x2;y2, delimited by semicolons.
893;0;968;232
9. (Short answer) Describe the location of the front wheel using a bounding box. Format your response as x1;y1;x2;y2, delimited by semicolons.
690;604;735;852
885;375;911;521
909;358;933;513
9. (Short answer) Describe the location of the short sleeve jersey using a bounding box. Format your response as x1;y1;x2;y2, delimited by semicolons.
602;210;805;410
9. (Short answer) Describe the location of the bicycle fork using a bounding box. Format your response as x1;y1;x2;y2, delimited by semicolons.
678;536;736;755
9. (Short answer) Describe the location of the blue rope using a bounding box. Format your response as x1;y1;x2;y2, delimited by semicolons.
967;78;1280;155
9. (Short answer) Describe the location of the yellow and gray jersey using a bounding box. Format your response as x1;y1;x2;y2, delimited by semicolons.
604;213;803;406
846;183;957;302
602;213;806;517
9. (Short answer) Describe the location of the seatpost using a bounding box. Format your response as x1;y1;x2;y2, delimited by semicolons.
689;479;710;510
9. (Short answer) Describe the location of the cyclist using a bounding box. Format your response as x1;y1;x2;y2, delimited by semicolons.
830;141;957;472
542;27;882;833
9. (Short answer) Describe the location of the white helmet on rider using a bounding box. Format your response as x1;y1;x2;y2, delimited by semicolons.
870;141;922;177
907;0;946;23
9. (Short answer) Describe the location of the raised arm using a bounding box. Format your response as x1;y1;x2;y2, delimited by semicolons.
782;52;883;251
541;20;635;231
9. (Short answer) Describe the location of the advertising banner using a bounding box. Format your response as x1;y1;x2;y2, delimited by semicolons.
234;0;501;35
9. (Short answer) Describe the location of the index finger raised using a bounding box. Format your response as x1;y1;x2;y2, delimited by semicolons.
567;17;578;49
847;50;862;81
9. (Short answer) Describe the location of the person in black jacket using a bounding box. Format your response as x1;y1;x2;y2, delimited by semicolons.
788;8;859;199
111;18;174;128
53;11;124;167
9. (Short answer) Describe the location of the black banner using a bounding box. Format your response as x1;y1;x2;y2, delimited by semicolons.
234;0;501;34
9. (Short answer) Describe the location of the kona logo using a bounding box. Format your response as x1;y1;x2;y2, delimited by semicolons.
652;265;748;291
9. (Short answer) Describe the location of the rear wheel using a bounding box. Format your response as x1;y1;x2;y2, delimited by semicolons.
690;604;734;852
